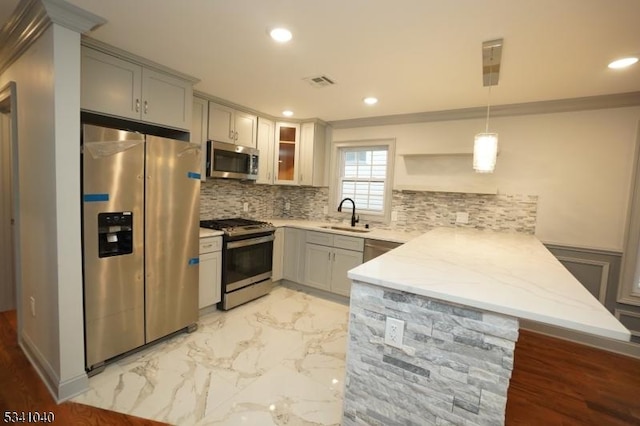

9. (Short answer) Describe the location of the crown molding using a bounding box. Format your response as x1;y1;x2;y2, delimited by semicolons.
41;0;105;33
328;91;640;129
0;0;106;74
83;36;200;84
194;90;329;125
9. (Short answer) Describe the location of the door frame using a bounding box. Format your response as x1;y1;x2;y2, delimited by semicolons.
0;81;21;330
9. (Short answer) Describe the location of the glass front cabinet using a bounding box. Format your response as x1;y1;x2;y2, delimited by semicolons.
274;122;300;185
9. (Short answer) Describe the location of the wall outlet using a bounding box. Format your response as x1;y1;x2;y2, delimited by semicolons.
391;210;398;222
285;201;290;211
323;205;329;215
243;202;249;212
384;317;405;349
456;212;469;224
30;296;35;317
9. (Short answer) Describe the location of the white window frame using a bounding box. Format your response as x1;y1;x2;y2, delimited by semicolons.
329;139;395;224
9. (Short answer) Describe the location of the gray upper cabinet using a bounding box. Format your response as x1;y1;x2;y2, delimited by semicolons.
208;102;257;148
299;121;327;187
256;117;275;184
81;47;193;131
208;102;234;144
191;97;209;181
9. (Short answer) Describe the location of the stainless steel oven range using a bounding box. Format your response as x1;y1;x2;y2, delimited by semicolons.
200;218;275;310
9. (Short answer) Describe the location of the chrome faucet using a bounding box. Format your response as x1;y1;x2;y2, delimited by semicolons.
338;197;359;227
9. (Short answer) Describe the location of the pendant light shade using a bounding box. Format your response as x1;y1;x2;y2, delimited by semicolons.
473;133;498;173
473;39;503;174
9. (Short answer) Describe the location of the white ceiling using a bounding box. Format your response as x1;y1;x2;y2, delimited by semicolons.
2;0;640;122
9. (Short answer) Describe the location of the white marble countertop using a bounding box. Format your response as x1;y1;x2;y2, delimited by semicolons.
265;219;421;243
348;227;630;341
199;228;224;238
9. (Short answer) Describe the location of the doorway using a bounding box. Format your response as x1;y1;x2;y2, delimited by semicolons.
0;82;18;316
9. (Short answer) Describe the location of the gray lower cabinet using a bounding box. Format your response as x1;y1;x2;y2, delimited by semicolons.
81;46;193;131
305;243;332;291
283;228;305;283
199;236;222;309
304;231;364;296
272;228;284;281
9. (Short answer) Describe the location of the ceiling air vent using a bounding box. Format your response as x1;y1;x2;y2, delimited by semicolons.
304;75;336;88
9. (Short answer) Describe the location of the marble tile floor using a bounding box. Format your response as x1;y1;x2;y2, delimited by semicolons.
72;286;349;425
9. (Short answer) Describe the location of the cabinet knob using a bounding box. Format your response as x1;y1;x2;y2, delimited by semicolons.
135;99;140;112
144;100;148;114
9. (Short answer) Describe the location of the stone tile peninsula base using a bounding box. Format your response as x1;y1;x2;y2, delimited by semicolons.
344;281;519;425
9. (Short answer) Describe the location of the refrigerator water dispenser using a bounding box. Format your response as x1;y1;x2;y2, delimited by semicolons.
97;212;133;258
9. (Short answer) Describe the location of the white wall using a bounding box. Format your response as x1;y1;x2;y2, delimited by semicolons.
0;24;86;400
333;107;640;251
51;24;85;395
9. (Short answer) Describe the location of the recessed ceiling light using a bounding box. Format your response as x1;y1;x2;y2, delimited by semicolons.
608;57;638;69
363;97;378;105
282;110;294;117
269;28;292;43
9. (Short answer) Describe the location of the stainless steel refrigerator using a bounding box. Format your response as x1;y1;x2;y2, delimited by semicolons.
81;123;200;372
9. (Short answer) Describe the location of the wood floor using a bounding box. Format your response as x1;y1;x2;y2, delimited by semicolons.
1;310;640;425
0;310;167;425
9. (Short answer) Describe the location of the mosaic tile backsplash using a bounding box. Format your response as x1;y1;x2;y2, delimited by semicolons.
200;179;538;234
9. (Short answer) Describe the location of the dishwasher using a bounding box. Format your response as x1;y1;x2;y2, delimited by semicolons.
363;239;403;261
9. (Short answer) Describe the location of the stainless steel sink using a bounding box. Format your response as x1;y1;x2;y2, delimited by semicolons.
320;225;370;233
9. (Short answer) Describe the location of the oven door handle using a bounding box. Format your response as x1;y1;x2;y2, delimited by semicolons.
227;234;275;249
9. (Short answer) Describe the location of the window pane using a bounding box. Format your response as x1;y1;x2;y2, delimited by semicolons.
339;146;388;213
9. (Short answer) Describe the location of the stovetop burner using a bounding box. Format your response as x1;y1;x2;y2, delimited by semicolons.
200;218;263;228
200;218;275;237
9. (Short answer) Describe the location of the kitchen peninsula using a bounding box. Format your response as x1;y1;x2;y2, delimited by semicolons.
343;227;630;425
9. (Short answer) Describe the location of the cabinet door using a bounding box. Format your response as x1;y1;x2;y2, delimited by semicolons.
299;122;315;186
198;251;221;309
256;117;275;184
299;122;327;187
208;102;235;144
212;251;222;305
330;248;363;297
272;228;284;281
234;111;258;148
283;228;303;282
304;244;332;291
81;47;142;121
141;68;192;130
274;122;300;185
192;97;209;182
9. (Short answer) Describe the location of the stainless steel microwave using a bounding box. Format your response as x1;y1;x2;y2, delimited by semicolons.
206;141;259;180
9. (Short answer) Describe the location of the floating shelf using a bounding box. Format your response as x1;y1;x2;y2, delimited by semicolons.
398;151;473;157
398;151;500;157
394;184;499;195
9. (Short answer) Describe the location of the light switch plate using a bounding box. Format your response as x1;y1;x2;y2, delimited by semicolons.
243;202;249;212
384;317;405;349
391;211;398;221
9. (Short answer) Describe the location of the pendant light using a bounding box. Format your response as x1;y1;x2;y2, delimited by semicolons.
474;39;503;173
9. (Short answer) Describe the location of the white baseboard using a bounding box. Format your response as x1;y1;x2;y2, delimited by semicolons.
19;331;88;402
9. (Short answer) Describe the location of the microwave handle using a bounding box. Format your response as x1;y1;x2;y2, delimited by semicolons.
205;140;212;178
